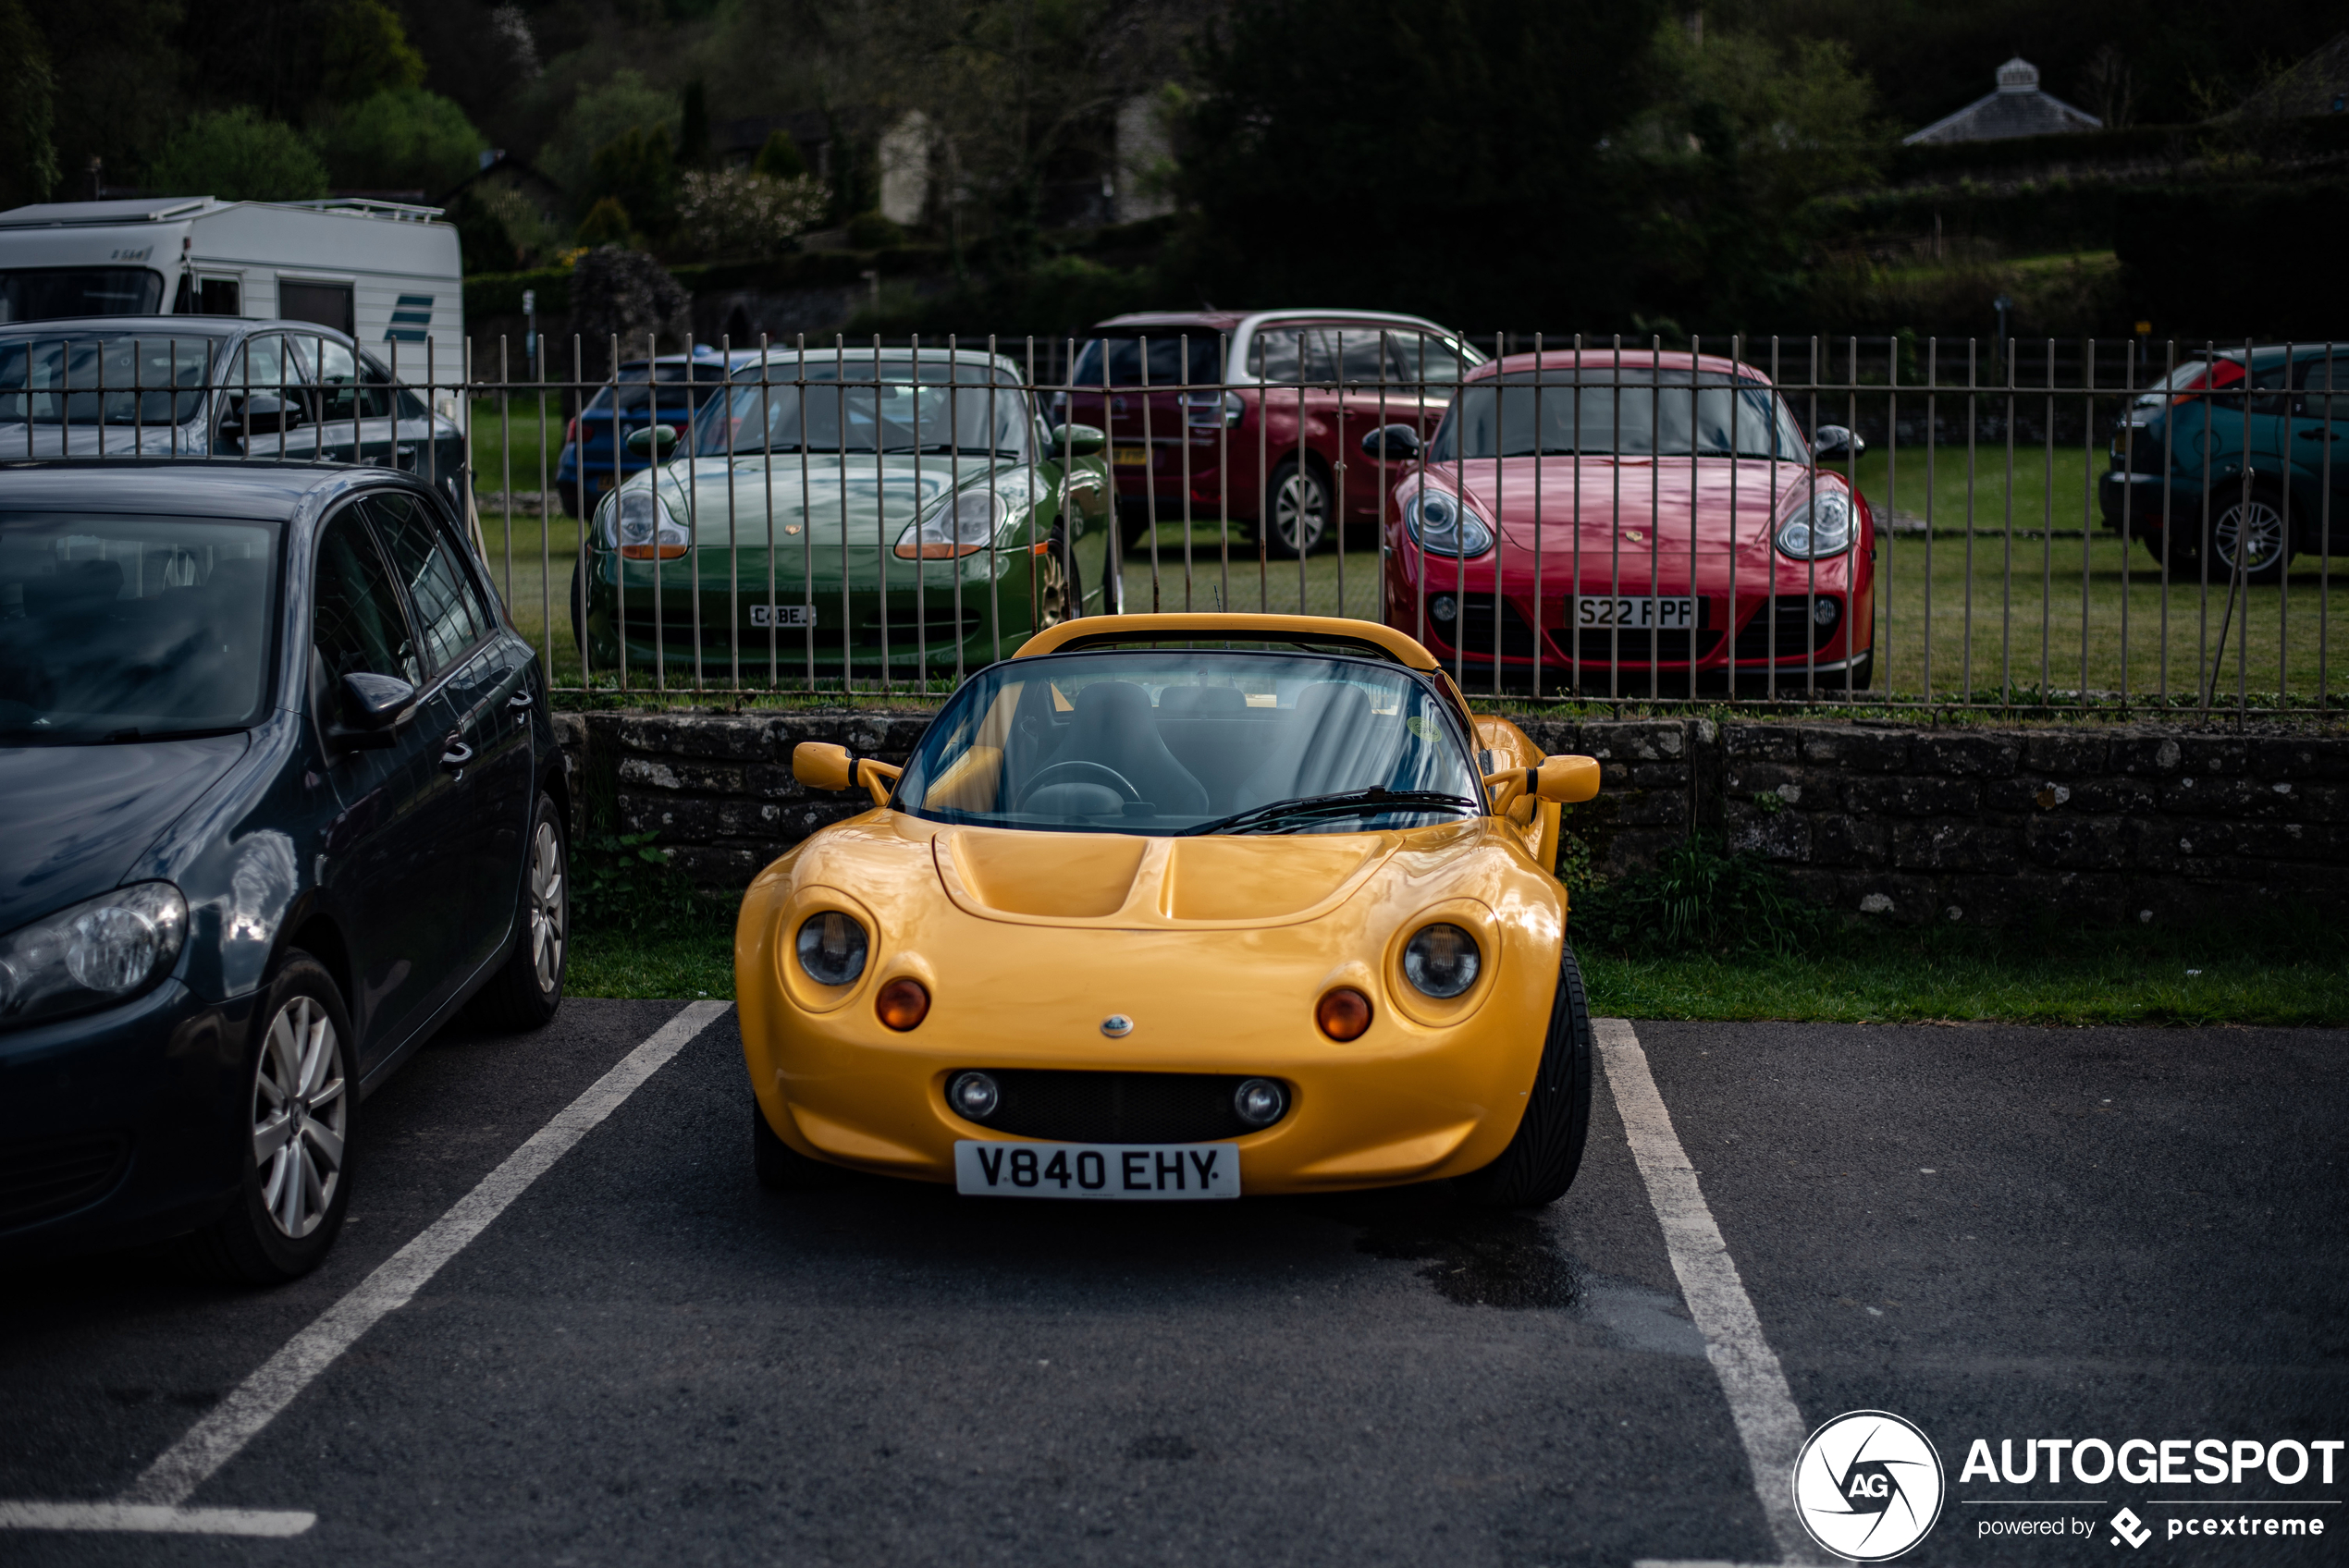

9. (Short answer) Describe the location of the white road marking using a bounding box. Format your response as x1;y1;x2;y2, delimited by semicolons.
1;999;732;1537
1597;1018;1818;1565
0;1502;316;1537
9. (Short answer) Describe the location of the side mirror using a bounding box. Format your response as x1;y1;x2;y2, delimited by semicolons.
1361;423;1422;460
329;671;414;750
220;394;303;440
1532;754;1601;803
1812;424;1864;461
1051;423;1107;459
793;741;855;791
624;425;680;459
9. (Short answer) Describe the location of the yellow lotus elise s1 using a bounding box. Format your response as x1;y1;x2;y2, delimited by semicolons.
734;613;1604;1207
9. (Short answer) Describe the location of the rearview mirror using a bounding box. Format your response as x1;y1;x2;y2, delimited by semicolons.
1361;423;1421;461
1533;754;1601;803
330;671;415;750
1051;423;1107;458
793;741;855;791
624;425;680;459
1812;424;1864;460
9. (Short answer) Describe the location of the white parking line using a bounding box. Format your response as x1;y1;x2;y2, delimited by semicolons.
1;999;732;1538
1596;1018;1818;1566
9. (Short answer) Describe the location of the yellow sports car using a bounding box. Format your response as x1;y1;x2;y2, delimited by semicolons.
734;613;1603;1206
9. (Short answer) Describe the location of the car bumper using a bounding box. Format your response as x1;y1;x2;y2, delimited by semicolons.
734;890;1558;1196
0;980;255;1260
2098;469;2211;530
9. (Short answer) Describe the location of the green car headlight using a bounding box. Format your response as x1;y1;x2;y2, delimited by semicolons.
895;491;1008;560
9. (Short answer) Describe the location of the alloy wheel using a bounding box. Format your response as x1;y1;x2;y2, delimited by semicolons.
2212;497;2287;577
1273;471;1330;553
528;818;566;993
250;996;348;1241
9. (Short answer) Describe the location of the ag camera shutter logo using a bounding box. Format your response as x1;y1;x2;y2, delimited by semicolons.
1792;1410;1947;1561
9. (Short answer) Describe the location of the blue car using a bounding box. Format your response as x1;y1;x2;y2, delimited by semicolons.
2100;344;2348;583
554;349;752;518
0;461;567;1280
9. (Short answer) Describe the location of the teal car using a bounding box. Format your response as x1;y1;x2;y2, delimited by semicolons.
2101;344;2347;584
575;348;1113;680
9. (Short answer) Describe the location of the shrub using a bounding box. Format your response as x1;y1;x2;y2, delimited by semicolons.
148;107;329;202
318;88;484;197
676;167;829;259
1569;834;1829;958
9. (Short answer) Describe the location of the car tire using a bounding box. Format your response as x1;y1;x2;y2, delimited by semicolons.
2205;486;2293;586
1263;459;1331;557
473;791;569;1030
1456;944;1593;1209
752;1102;846;1191
186;952;356;1285
569;557;586;657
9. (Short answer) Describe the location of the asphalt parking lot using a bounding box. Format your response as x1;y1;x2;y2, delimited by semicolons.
3;1002;2342;1567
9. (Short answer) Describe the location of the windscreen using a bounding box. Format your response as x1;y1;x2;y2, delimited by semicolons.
0;512;278;742
0;268;166;323
896;651;1481;835
1071;335;1223;390
1430;369;1809;461
694;358;1030;458
581;361;728;419
0;335;219;426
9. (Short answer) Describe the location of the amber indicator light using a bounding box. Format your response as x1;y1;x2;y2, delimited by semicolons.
1316;987;1372;1041
876;977;930;1031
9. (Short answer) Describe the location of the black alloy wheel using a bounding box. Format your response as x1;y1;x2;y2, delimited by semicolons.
1455;945;1594;1208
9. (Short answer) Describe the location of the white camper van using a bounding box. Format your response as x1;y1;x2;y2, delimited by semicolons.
0;196;463;371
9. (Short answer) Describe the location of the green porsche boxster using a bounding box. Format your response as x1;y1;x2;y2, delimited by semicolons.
574;347;1113;682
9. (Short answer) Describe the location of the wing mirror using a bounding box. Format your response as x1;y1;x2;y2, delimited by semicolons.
328;671;415;750
220;394;305;441
793;741;902;807
1050;423;1107;458
624;425;680;459
1361;423;1422;460
1812;424;1864;460
1486;754;1602;805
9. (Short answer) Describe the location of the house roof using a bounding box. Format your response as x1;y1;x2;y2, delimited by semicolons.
1902;58;2102;146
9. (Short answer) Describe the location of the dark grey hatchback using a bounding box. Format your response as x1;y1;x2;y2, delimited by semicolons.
0;461;567;1281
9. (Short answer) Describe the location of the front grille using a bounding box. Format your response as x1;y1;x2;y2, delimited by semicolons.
0;1131;130;1231
1449;594;1540;659
953;1070;1281;1143
854;610;981;648
1732;597;1841;660
1560;625;1723;665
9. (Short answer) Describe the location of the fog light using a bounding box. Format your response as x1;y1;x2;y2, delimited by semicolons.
876;976;929;1031
1316;987;1372;1041
1233;1078;1287;1127
949;1071;999;1120
1813;596;1840;626
1430;594;1457;624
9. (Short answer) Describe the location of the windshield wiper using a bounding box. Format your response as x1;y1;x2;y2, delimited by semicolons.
1177;788;1479;838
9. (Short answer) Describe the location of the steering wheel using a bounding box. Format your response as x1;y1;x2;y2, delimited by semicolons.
1015;760;1142;810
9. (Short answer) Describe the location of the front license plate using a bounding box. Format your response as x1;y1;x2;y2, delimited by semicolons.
748;603;818;628
1574;594;1695;630
954;1141;1239;1200
1112;445;1150;467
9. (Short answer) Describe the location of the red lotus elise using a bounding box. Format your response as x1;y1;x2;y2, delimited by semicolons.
1371;349;1875;695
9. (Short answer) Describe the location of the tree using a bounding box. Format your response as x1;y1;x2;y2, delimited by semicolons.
574;197;635;249
0;0;60;208
1175;0;1666;328
754;129;807;180
589;127;679;238
677;80;712;169
676;166;829;259
543;70;678;213
318;87;485;197
572;245;691;374
148;107;330;202
324;0;428;103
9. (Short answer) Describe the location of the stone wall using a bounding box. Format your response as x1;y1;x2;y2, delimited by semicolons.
555;708;2349;924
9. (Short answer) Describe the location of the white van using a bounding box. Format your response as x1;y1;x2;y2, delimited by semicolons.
0;196;463;374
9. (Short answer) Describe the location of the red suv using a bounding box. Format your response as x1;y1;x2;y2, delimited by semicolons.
1060;311;1484;557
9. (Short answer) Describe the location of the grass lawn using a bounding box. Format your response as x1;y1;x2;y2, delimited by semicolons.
568;898;2346;1026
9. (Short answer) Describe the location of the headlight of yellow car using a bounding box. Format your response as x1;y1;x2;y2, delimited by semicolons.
1402;923;1481;998
794;911;867;986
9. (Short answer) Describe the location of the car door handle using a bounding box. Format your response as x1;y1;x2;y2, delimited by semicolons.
507;690;534;711
439;737;474;771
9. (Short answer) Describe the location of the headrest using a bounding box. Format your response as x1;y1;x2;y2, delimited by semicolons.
1157;684;1248;716
1072;680;1152;725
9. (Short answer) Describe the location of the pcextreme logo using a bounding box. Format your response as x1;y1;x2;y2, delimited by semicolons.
1792;1411;1949;1562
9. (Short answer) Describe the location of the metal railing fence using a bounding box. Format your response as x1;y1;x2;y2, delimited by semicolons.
3;327;2339;719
